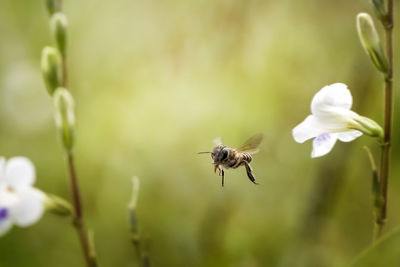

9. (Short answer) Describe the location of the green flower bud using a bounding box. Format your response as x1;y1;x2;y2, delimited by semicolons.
45;0;61;16
45;194;73;216
128;177;140;210
353;116;383;138
356;13;389;74
372;167;384;211
128;177;140;243
53;87;75;151
363;146;384;219
50;12;68;56
41;47;63;95
370;0;388;23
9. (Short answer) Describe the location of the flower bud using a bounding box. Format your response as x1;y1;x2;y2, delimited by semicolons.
357;13;389;74
352;116;383;138
41;47;63;95
128;177;140;210
371;166;384;211
53;87;75;151
363;146;384;220
45;0;56;15
128;177;140;242
45;0;61;16
50;12;68;56
44;194;73;216
370;0;388;23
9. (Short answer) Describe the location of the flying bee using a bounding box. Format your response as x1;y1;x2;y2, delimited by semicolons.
198;133;263;187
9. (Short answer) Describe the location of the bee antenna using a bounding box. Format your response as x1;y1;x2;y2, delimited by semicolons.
197;152;211;154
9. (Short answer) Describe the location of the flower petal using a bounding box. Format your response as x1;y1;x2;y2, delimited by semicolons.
337;130;363;142
4;157;35;191
293;115;323;143
311;83;353;116
0;157;5;182
0;191;17;236
13;188;45;227
0;216;13;236
311;133;338;158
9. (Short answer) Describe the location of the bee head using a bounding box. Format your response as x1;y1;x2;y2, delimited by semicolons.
212;145;229;163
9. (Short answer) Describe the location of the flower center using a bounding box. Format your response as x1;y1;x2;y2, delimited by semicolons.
0;208;9;221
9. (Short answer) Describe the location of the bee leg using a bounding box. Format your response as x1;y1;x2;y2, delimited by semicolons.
221;169;225;187
244;162;259;185
214;164;219;174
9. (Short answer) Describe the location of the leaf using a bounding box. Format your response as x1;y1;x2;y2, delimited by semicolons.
351;226;400;267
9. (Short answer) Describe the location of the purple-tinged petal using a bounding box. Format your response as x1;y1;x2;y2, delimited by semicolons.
0;190;17;236
0;208;9;221
311;133;338;158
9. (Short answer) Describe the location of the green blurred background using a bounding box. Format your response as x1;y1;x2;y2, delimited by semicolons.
1;0;400;266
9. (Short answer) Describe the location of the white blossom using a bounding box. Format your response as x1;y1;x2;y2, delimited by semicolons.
0;157;46;236
293;83;382;158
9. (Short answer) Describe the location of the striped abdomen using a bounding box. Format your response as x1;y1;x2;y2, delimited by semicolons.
224;151;252;169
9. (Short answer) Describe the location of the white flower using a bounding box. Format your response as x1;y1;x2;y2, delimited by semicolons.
292;83;381;158
0;157;46;236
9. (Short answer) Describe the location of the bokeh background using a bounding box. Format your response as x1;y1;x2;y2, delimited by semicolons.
1;0;400;266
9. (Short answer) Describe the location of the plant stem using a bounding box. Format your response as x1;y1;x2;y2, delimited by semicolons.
67;152;98;267
47;1;98;265
57;7;96;266
128;178;150;267
377;0;394;238
130;220;150;267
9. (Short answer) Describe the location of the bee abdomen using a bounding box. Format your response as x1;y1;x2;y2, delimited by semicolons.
242;153;252;163
228;153;252;169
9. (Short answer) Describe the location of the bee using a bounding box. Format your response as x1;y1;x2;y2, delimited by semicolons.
198;133;263;187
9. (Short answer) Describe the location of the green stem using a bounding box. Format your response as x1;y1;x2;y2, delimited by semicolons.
128;197;150;266
67;152;98;267
130;219;151;267
377;0;393;238
46;0;97;265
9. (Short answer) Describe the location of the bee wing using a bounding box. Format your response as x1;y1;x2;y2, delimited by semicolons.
213;137;223;146
236;133;263;154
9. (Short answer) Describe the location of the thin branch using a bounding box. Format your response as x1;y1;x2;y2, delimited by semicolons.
128;177;150;267
377;0;394;238
67;152;98;267
54;2;97;264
